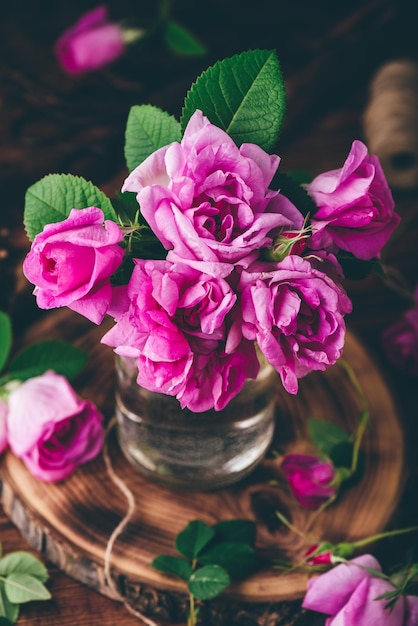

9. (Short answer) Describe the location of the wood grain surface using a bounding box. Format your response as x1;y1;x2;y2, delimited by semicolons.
1;1;417;624
0;309;404;624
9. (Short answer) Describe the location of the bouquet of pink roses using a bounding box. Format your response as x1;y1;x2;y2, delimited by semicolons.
22;49;400;413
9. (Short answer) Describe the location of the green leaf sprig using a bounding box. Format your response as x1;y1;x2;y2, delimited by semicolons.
151;519;261;626
0;311;88;391
0;545;51;624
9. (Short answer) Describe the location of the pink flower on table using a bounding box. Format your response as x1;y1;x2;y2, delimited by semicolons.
54;6;127;75
23;207;124;324
7;371;104;482
238;255;352;394
0;399;8;454
302;554;418;626
122;109;304;266
382;288;418;375
280;454;337;509
102;257;249;410
306;140;400;260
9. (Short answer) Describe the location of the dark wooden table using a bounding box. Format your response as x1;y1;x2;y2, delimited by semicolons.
1;1;418;624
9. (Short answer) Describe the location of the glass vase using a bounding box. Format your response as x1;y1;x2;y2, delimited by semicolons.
114;354;278;490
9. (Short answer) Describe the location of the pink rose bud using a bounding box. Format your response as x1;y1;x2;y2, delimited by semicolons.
302;554;418;626
23;207;124;324
7;371;104;482
305;543;333;566
280;453;337;509
54;6;127;75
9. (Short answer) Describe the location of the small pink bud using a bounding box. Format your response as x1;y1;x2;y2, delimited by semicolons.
305;543;333;565
54;6;127;75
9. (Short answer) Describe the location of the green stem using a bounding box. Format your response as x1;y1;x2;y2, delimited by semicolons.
275;510;310;540
351;526;418;550
337;358;370;476
350;409;369;475
187;592;197;626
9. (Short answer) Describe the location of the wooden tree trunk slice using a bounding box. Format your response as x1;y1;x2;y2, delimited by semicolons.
0;310;405;624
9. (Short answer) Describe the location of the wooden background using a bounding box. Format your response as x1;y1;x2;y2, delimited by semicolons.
1;0;418;624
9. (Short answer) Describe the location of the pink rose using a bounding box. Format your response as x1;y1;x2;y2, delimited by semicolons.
102;257;251;410
54;6;126;75
23;207;124;324
302;554;418;626
176;338;259;412
122;110;304;266
0;399;8;454
382;290;418;375
238;255;352;394
280;454;337;509
7;371;104;482
306;140;400;260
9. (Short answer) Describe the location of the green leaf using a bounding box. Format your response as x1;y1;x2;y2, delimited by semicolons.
0;312;12;374
307;418;351;457
4;573;51;604
151;555;192;581
329;441;354;470
7;340;88;382
124;104;181;172
0;552;48;583
24;174;116;241
198;542;260;580
176;520;215;559
188;564;230;600
212;519;257;546
0;583;19;622
164;21;207;57
0;617;14;626
181;49;286;152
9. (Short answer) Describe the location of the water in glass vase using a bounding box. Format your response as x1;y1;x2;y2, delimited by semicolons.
115;354;278;490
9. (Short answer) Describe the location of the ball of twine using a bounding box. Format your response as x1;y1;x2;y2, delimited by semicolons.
363;59;418;190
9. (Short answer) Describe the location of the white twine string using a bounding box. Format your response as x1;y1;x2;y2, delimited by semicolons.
102;416;159;626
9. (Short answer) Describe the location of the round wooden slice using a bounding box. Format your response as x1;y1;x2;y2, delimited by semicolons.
0;310;404;624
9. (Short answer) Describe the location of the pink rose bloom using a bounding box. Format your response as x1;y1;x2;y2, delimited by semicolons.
102;258;248;410
306;140;400;260
54;6;126;75
23;207;124;324
122;109;304;266
0;399;8;454
238;255;352;394
382;297;418;376
176;337;259;412
280;454;337;509
7;371;104;482
303;554;418;626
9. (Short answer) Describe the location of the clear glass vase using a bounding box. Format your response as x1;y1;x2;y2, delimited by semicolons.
114;354;278;490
